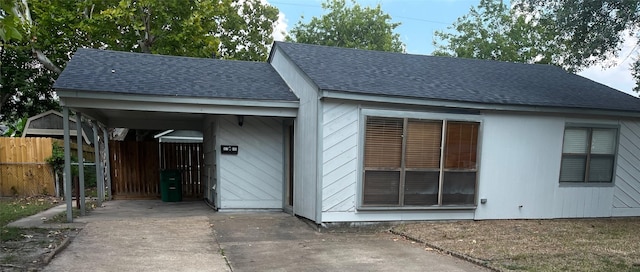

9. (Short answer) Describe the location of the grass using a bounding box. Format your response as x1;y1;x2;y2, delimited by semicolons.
393;218;640;272
0;197;58;241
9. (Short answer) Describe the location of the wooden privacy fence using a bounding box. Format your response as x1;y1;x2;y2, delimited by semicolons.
160;142;203;198
0;137;94;196
109;141;203;199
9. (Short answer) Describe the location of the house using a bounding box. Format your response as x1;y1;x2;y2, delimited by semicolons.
22;110;93;144
54;42;640;224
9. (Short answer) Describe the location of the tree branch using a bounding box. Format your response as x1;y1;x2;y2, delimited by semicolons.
32;48;61;74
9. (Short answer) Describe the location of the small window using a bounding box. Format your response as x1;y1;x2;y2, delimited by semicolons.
560;127;617;183
362;117;479;207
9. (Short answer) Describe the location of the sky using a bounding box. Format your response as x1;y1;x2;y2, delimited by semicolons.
267;0;639;97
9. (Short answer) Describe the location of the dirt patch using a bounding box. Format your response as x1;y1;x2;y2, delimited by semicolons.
393;218;640;271
0;228;79;271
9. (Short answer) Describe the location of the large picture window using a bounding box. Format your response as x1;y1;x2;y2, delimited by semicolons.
362;117;479;207
560;126;617;183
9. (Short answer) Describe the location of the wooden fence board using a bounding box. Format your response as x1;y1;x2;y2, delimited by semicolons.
0;137;95;196
110;141;203;199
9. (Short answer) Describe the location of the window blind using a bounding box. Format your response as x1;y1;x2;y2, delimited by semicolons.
445;122;479;169
405;120;442;169
364;117;403;168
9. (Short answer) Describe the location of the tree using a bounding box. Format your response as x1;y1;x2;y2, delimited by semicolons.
0;0;280;125
433;0;557;65
85;0;278;60
518;0;640;91
287;0;405;52
0;0;24;42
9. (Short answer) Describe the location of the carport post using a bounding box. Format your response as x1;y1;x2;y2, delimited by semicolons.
76;112;86;216
103;127;112;200
92;121;104;207
62;107;73;223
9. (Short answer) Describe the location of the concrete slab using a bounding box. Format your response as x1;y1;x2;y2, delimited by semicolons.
212;213;487;272
38;201;487;271
43;200;230;272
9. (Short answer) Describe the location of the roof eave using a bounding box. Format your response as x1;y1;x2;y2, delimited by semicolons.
320;89;640;119
56;88;299;119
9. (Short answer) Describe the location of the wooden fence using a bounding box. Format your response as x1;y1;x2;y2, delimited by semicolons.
109;141;160;198
160;143;203;198
109;141;203;199
0;137;94;196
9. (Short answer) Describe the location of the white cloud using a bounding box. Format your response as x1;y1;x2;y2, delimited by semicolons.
272;11;288;41
261;0;288;41
578;35;638;97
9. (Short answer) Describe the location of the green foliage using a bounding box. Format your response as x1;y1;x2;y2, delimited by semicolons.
0;0;24;42
45;141;65;173
518;0;640;91
0;0;279;125
288;0;405;52
81;0;278;60
0;43;60;125
2;116;25;136
433;0;557;65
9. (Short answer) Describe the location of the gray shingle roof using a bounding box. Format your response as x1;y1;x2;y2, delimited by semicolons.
274;42;640;113
54;48;297;101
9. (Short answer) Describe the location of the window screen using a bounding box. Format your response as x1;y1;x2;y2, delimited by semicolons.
560;127;617;183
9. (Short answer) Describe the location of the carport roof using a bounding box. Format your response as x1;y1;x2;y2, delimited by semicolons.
54;48;298;101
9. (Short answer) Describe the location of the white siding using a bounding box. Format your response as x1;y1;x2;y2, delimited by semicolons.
270;48;319;221
612;120;640;216
476;114;616;219
202;116;217;205
318;108;630;222
475;114;564;219
322;102;359;213
217;116;284;209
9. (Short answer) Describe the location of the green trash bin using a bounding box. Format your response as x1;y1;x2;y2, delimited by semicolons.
160;169;182;202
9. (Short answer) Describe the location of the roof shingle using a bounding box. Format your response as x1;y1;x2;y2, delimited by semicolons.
274;42;640;113
54;48;297;101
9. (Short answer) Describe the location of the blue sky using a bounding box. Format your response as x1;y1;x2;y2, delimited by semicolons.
268;0;638;96
270;0;477;55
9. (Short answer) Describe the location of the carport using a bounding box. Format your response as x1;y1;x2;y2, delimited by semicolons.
54;48;298;222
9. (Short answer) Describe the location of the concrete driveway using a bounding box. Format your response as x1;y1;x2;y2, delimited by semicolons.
44;200;486;272
43;200;229;272
212;213;485;272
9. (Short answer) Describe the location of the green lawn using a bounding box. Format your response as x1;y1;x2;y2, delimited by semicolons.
0;197;58;241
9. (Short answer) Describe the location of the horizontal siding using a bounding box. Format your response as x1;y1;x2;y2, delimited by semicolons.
612;121;640;216
321;102;359;213
218;116;283;209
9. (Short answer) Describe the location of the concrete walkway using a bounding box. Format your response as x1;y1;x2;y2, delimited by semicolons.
21;200;486;272
42;200;229;272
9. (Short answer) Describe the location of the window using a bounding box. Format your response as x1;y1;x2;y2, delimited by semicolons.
560;126;617;183
362;117;479;207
